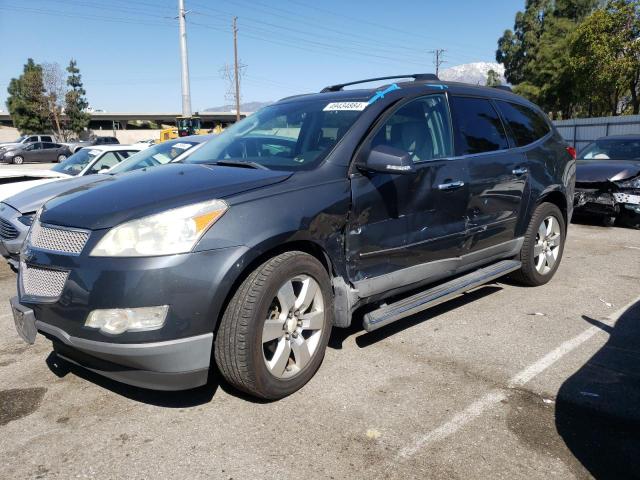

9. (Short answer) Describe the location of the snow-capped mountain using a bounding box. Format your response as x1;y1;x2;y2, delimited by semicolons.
439;62;506;85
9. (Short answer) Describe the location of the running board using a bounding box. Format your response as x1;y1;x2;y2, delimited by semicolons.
362;260;521;332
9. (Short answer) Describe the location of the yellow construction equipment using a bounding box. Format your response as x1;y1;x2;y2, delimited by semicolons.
158;116;223;142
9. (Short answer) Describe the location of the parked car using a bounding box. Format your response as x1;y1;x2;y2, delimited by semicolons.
0;134;56;150
0;169;70;202
10;75;575;400
0;141;71;164
0;136;211;270
50;144;146;176
64;136;119;153
574;135;640;228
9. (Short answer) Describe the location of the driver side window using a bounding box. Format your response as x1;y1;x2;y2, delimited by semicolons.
371;94;453;162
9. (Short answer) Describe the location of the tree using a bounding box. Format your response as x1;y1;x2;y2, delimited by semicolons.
570;0;640;116
486;69;503;87
497;0;599;117
5;59;51;134
42;62;69;140
64;59;91;137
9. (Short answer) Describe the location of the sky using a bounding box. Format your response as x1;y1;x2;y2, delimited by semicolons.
0;0;524;113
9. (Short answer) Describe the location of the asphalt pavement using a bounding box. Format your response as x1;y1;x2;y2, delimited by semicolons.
0;222;639;479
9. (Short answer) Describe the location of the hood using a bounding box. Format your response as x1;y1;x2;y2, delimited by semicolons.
0;168;69;180
2;174;103;213
576;160;640;183
0;143;20;150
41;163;292;229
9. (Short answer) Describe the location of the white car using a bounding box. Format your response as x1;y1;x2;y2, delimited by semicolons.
50;144;148;177
0;144;147;201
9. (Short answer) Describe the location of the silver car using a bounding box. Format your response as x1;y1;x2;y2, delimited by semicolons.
0;135;211;270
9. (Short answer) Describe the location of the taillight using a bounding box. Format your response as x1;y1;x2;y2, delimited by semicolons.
566;146;576;159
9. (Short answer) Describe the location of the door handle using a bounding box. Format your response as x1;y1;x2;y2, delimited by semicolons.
438;180;465;191
512;167;528;176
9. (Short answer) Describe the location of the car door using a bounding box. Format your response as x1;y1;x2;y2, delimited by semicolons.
41;142;59;162
448;96;528;254
346;94;470;296
23;142;44;162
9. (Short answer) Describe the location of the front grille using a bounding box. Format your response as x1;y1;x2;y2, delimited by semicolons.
29;222;89;255
21;263;69;298
0;218;18;240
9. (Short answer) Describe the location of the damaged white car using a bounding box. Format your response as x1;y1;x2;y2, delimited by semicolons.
574;135;640;228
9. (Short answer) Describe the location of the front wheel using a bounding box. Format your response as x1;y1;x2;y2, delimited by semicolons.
512;202;566;286
12;155;24;165
57;154;67;162
215;251;333;400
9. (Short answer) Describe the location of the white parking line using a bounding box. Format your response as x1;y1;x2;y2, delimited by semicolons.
398;296;640;459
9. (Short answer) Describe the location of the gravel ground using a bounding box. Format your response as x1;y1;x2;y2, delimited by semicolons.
0;222;638;479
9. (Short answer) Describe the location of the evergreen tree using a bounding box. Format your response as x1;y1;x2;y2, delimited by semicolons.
64;59;91;136
486;69;503;87
5;58;51;133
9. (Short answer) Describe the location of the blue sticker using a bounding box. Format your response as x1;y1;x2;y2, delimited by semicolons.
367;83;401;105
425;84;448;90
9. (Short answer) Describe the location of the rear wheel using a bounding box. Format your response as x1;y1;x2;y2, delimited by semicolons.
512;202;566;286
12;156;23;165
57;154;67;162
215;251;333;400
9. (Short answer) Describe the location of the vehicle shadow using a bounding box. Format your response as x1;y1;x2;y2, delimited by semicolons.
328;284;504;350
555;300;640;479
45;352;219;408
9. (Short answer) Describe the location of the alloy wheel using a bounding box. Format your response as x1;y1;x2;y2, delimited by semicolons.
262;275;325;379
534;215;562;275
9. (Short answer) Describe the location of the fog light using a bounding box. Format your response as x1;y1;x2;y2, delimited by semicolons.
85;306;169;334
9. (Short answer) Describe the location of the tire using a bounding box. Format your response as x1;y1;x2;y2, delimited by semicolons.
512;202;566;286
57;154;67;162
215;251;333;400
12;156;23;165
602;215;616;227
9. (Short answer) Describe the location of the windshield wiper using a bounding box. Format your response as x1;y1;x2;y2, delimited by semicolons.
213;160;268;170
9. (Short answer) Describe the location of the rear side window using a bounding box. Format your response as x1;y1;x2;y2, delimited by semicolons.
41;136;53;142
449;96;508;155
495;101;550;147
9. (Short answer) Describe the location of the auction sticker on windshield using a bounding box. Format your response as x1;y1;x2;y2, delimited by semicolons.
323;102;368;111
173;143;193;150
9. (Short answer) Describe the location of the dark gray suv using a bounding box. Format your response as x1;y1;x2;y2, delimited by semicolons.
11;75;576;400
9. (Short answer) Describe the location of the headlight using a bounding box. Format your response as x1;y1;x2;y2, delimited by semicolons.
4;150;15;157
90;199;228;257
616;177;640;189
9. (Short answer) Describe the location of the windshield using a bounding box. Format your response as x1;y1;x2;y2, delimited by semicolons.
13;136;28;143
579;139;640;160
108;140;200;174
51;148;100;176
185;99;364;170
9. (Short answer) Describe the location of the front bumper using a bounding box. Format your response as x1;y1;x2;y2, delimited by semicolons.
16;244;248;390
574;187;640;217
0;203;29;266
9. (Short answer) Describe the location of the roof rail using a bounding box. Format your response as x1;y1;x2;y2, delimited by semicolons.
321;73;439;93
492;85;512;92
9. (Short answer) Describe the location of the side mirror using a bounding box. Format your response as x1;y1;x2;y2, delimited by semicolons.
98;168;110;174
362;145;415;175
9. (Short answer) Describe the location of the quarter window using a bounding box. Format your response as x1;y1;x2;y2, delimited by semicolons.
495;100;550;147
371;94;453;162
449;97;509;155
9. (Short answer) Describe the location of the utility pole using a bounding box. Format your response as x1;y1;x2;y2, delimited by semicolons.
177;0;192;117
429;49;447;77
233;17;241;121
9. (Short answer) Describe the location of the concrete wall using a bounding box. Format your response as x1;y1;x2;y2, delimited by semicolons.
0;126;162;144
